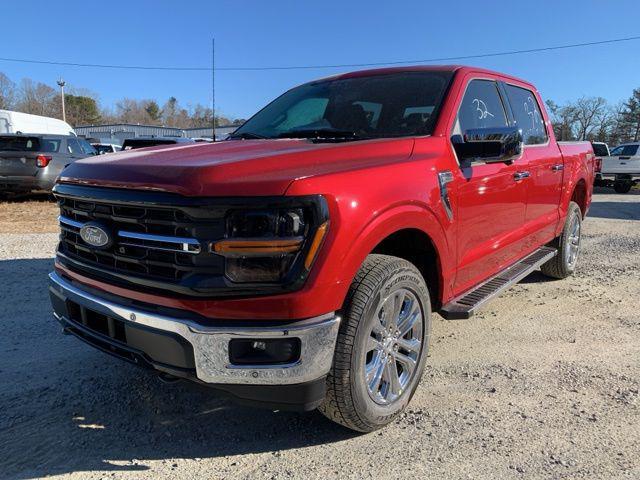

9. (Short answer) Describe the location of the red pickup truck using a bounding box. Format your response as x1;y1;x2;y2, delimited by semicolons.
49;66;594;431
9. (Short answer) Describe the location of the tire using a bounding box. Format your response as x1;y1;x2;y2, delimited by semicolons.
613;181;633;194
318;254;431;432
541;201;582;279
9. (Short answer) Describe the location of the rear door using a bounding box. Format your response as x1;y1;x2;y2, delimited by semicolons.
0;136;42;177
452;78;529;294
502;83;563;247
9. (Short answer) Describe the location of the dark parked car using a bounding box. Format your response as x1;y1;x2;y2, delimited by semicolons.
91;143;122;155
121;137;196;150
0;134;97;195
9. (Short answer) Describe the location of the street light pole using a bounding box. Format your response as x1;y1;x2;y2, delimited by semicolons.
57;79;66;122
212;38;216;141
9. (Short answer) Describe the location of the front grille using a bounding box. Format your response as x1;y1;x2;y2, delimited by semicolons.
56;188;227;292
53;184;327;298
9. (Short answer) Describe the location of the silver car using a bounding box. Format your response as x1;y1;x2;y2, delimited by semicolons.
0;134;97;195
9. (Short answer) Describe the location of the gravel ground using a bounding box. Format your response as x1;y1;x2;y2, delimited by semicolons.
0;188;638;480
0;195;58;234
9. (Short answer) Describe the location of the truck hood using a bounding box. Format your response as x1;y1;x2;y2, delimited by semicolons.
59;138;415;196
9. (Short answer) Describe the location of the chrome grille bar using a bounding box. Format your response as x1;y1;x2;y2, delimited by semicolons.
58;215;202;254
117;230;201;254
59;216;83;229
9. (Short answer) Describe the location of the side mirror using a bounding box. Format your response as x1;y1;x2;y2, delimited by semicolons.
453;127;523;164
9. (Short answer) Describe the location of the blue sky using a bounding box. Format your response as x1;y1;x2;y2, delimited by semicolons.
1;0;639;120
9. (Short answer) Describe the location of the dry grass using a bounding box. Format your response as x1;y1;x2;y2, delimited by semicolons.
0;196;59;233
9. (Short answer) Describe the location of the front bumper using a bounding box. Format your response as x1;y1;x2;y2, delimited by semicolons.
49;272;340;408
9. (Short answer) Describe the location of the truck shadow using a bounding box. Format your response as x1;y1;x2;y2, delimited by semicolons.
0;258;357;480
589;187;640;221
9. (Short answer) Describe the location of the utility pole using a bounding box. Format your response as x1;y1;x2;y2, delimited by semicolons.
212;38;216;141
56;78;66;122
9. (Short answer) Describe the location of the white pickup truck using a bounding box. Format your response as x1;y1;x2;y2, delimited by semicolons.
597;143;640;193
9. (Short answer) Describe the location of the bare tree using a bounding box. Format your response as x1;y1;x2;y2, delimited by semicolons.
16;79;58;117
1;70;241;128
546;100;577;141
0;72;16;109
572;96;608;140
114;98;153;124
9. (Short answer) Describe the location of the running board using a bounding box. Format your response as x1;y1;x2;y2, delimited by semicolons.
439;246;557;320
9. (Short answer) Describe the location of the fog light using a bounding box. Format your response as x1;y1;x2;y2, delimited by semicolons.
229;338;301;365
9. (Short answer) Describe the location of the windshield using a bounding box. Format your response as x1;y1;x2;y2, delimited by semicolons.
232;71;453;141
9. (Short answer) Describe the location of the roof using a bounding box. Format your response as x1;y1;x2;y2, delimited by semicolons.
311;65;534;89
0;132;74;139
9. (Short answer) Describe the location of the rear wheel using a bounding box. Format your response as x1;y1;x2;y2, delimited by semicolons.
614;180;633;194
541;201;582;279
319;254;431;432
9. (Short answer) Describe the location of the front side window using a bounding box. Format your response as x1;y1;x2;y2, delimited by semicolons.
504;84;548;145
232;71;453;140
67;138;81;154
78;138;97;155
453;79;508;136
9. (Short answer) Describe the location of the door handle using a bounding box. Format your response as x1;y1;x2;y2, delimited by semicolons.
513;171;530;181
551;164;564;171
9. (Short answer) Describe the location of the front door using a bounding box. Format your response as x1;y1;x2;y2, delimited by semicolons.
451;78;529;295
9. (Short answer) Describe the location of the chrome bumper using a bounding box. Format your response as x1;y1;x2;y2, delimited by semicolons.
597;173;640;181
48;272;340;385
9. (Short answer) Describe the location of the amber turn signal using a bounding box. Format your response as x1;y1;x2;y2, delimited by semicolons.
304;221;329;270
212;238;303;256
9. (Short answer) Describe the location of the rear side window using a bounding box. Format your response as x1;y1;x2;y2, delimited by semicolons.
610;145;639;156
504;85;548;145
40;139;61;153
454;80;508;135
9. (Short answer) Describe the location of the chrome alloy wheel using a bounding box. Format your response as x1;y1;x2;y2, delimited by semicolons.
565;214;581;268
364;288;423;405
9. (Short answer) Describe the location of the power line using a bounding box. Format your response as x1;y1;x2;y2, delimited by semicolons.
0;35;639;72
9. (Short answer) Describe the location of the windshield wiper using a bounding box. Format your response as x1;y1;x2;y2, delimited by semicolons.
227;132;268;140
277;129;367;140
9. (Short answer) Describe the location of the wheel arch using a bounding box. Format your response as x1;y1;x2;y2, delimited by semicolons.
371;228;443;310
336;204;453;310
571;178;588;218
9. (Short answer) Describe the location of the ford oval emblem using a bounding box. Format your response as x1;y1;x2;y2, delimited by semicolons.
79;223;112;249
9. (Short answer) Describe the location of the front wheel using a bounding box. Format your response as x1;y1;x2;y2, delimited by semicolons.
318;254;431;432
541;201;583;279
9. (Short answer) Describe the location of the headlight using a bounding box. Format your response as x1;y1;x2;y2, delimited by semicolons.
211;197;329;284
